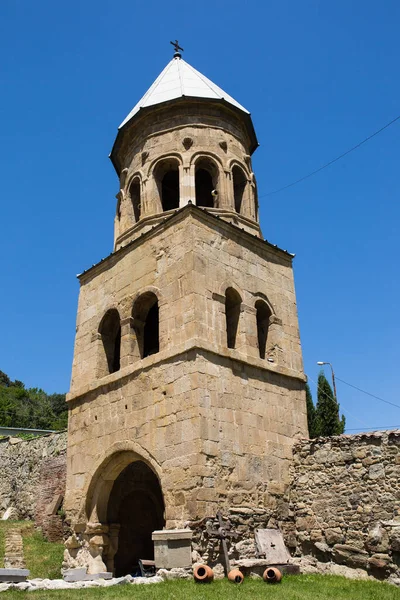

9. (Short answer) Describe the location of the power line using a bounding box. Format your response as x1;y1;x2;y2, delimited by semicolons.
346;426;400;431
307;374;365;430
336;377;400;410
260;114;400;197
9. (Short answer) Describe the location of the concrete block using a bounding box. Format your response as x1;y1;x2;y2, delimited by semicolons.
152;529;192;569
0;569;30;583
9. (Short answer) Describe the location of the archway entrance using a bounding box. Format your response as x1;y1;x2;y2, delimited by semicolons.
106;461;165;576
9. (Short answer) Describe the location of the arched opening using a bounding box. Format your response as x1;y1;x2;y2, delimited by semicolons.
255;300;272;359
225;287;241;349
232;166;247;214
99;309;121;376
129;178;141;223
106;461;165;576
154;160;180;211
195;159;219;208
132;292;159;359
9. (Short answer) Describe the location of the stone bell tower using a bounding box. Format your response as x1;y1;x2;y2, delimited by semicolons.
64;47;308;576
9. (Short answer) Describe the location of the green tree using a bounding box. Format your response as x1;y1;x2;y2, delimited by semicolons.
315;371;345;436
0;370;67;431
305;383;317;438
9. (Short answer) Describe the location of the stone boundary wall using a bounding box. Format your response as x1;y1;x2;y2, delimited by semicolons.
0;431;67;540
283;431;400;580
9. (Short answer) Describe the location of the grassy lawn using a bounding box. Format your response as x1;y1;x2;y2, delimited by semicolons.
1;575;400;599
0;520;64;578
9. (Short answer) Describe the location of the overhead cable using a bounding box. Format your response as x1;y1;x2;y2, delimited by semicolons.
260;114;400;197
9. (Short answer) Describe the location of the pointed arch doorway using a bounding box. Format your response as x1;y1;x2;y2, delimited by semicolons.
86;451;165;577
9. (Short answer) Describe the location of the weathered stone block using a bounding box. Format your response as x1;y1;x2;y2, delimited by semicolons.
152;529;193;569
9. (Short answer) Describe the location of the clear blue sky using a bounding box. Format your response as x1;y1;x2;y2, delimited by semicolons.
1;1;399;433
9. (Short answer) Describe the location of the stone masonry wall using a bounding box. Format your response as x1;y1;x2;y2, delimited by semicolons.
284;431;400;580
0;432;67;540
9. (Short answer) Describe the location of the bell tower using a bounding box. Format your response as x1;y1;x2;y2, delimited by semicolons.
64;48;308;576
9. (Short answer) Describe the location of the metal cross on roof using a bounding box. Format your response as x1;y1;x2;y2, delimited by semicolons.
170;39;184;57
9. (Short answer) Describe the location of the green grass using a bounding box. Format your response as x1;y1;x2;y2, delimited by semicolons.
22;529;65;579
0;520;64;578
1;575;400;599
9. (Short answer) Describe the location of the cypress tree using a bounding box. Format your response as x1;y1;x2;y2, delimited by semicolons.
315;371;345;436
305;383;317;438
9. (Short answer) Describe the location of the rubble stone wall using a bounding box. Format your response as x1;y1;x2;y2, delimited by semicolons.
0;432;67;539
285;431;400;580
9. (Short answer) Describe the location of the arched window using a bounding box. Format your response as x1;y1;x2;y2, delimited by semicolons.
129;178;141;223
232;166;247;214
255;300;272;359
132;292;159;359
195;158;219;208
99;309;121;375
225;288;241;349
154;160;180;212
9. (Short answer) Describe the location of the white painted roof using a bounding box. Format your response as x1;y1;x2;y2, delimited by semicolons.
119;56;250;129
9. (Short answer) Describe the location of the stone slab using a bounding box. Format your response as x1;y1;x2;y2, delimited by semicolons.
152;529;192;541
255;529;291;563
47;494;64;516
0;568;30;583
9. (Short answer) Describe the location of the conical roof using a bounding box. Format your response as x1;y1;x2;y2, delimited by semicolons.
119;56;250;129
110;55;258;174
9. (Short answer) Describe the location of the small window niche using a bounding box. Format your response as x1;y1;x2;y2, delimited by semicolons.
225;287;242;349
132;292;160;359
99;309;121;376
255;300;272;359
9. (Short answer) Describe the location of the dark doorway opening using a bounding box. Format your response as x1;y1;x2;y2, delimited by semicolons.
107;461;165;577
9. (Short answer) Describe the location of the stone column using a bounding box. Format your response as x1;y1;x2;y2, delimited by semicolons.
105;524;120;574
220;170;233;209
85;522;109;575
243;304;259;361
180;163;194;206
266;315;284;366
120;317;136;369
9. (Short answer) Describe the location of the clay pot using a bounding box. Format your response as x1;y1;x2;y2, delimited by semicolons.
263;566;282;583
228;569;244;584
193;564;214;583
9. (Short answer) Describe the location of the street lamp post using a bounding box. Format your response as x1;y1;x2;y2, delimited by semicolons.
317;361;337;401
